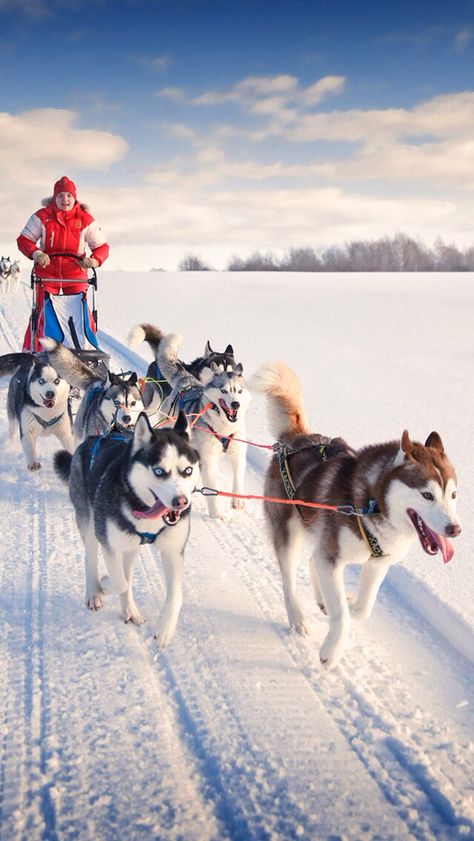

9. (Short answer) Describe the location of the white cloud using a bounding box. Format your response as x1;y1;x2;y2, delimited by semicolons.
454;26;474;52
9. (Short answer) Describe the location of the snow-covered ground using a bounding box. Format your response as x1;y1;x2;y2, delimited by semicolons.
0;270;473;841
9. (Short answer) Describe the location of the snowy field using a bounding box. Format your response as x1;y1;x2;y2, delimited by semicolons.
0;270;473;841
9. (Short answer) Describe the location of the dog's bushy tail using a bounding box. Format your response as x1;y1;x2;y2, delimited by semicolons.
0;352;32;378
156;333;185;387
251;362;310;437
54;450;73;484
40;338;101;390
127;323;164;355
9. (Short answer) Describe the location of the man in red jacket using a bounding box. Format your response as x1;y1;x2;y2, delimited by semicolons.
18;176;109;351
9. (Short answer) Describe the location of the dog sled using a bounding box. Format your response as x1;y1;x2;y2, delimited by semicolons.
25;251;109;380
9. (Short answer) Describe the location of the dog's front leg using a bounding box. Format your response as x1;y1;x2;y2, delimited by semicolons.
81;518;103;610
228;438;247;509
350;558;390;622
55;419;74;454
101;547;129;596
154;532;185;647
275;517;308;635
20;426;40;471
200;447;222;517
120;549;145;625
317;560;350;670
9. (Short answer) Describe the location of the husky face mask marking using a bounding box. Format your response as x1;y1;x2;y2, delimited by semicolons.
101;372;144;430
386;430;461;564
29;362;69;409
201;367;250;424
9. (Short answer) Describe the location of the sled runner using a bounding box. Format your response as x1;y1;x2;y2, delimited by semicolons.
25;251;109;380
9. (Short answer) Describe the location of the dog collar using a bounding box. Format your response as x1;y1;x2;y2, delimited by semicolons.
31;410;64;429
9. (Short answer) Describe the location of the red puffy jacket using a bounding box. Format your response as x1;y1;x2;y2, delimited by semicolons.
17;200;109;294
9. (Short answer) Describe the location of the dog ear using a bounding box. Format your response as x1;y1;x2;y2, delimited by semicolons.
204;340;213;357
225;344;234;356
235;362;243;374
393;429;412;466
425;431;444;453
173;409;190;439
107;371;120;386
128;372;138;386
132;412;153;453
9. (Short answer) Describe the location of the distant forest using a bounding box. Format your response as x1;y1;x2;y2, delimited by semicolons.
175;234;474;272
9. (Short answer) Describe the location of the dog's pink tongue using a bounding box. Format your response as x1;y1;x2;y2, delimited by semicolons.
426;523;454;564
133;499;169;520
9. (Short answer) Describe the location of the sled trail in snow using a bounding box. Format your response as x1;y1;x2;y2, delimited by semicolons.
0;292;473;840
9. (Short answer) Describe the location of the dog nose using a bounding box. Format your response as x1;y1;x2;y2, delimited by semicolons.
172;495;188;509
45;390;55;399
445;523;462;537
121;414;131;424
231;401;240;409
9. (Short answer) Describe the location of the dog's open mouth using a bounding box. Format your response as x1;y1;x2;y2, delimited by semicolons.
407;508;454;564
218;398;238;422
42;397;55;408
132;492;187;525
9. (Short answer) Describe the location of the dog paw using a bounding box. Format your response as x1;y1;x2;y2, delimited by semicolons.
86;592;103;611
154;621;177;648
123;610;146;626
319;635;344;671
231;497;245;510
28;461;41;471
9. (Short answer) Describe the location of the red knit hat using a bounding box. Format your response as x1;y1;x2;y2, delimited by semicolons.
53;176;77;200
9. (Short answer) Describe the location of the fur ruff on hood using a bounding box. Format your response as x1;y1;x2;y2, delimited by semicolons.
41;197;90;212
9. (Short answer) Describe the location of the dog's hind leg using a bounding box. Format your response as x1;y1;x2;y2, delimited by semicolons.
315;559;350;670
274;516;309;635
120;549;145;625
350;558;390;622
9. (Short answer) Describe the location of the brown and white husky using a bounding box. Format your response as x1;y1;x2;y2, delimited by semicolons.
252;362;462;670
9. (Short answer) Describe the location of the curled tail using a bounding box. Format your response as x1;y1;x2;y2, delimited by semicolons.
0;352;32;378
54;450;73;484
251;362;309;437
127;323;164;356
40;338;102;390
156;333;190;389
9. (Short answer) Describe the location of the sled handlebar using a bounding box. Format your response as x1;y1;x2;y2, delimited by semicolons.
30;251;98;289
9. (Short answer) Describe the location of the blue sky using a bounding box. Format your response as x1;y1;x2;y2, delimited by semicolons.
1;0;474;269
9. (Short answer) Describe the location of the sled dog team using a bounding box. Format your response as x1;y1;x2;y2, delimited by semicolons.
0;324;462;670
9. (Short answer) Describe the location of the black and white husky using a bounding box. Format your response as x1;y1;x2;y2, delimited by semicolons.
0;351;73;470
253;362;462;670
128;323;251;517
54;411;200;645
41;338;144;444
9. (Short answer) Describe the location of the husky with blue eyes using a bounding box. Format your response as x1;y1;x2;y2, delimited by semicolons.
128;324;252;518
0;350;73;470
54;411;200;646
40;338;144;444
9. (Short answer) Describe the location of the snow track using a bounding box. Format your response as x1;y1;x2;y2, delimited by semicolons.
1;291;474;840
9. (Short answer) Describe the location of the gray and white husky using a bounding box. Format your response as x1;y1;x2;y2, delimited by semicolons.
54;411;200;646
0;351;73;470
129;324;252;517
41;338;144;444
253;362;462;670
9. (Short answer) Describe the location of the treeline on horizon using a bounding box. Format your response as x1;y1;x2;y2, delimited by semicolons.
173;233;474;272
